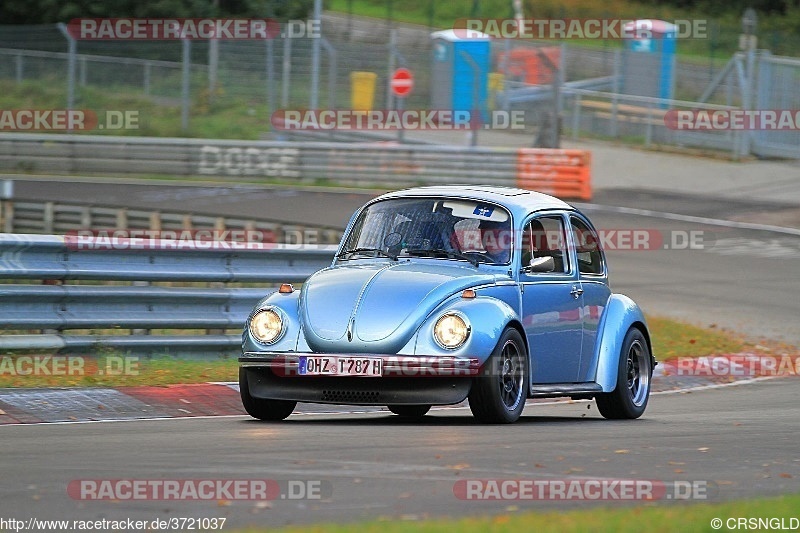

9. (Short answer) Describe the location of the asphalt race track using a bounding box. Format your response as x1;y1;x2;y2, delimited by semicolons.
1;379;799;528
2;178;799;529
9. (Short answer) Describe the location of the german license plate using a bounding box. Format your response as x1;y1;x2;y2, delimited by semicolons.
298;356;382;377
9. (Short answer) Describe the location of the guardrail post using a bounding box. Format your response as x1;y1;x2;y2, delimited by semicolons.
116;208;128;229
43;202;55;234
150;211;162;231
571;93;581;141
645;102;654;147
182;214;193;230
0;201;10;232
80;206;91;229
0;180;12;232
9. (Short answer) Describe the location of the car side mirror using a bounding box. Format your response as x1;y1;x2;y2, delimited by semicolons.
522;256;555;274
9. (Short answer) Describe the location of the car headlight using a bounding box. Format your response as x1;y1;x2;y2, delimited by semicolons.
433;313;470;349
249;308;284;344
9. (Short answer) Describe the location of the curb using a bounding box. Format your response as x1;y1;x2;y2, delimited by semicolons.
0;355;783;425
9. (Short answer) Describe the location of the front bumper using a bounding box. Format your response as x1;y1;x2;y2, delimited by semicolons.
239;352;481;406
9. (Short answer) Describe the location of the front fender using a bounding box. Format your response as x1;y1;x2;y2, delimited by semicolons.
413;295;520;365
590;294;651;392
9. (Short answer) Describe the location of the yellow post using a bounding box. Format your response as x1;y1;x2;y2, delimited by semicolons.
350;71;378;110
488;72;504;111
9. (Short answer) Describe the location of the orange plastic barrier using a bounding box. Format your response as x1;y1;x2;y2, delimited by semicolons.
516;149;592;201
497;47;561;85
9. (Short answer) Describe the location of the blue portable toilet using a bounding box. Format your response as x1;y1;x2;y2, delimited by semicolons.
621;19;676;103
430;29;490;122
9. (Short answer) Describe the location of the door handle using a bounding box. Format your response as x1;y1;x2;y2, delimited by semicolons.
570;285;584;299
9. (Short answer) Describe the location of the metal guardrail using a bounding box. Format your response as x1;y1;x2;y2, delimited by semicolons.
0;134;595;199
0;234;336;356
0;198;343;242
0;134;520;186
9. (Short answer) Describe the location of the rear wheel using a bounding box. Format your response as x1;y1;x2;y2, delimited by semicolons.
387;405;431;418
239;368;296;421
469;328;527;424
596;328;652;419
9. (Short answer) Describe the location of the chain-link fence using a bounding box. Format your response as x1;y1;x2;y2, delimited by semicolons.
0;14;798;159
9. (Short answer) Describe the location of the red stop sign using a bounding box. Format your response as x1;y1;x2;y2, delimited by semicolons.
390;68;414;98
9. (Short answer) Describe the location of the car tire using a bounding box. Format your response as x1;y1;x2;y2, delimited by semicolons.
387;405;431;418
595;328;652;420
468;328;527;424
239;368;296;421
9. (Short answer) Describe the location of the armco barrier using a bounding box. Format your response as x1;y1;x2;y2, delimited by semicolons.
0;134;592;199
0;198;343;242
0;234;336;357
516;149;592;201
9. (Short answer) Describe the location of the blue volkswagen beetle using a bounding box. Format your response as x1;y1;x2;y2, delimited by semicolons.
239;186;655;423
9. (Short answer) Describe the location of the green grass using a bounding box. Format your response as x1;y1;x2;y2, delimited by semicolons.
235;492;800;533
0;79;272;140
328;0;800;59
0;315;773;388
0;355;239;388
648;317;747;360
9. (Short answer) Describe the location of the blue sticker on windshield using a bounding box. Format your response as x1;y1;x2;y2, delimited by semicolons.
473;205;494;217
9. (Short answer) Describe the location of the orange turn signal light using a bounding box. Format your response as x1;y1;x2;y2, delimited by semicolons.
278;283;294;294
461;289;476;299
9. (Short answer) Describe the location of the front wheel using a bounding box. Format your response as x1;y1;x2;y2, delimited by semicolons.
239;368;296;421
387;405;431;418
595;328;652;419
469;328;527;424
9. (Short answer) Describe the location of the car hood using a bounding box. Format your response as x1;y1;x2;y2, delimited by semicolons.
300;261;498;353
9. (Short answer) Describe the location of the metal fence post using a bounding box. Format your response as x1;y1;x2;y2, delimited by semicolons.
282;36;292;108
57;23;76;112
15;52;23;84
209;38;219;103
320;38;337;108
310;0;322;109
79;56;87;86
144;62;151;96
611;49;621;138
181;39;191;132
266;38;275;116
386;29;397;111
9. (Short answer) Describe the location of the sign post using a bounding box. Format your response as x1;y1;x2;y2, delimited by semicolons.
390;68;414;143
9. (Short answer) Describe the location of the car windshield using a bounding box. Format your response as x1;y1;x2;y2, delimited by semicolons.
340;197;513;265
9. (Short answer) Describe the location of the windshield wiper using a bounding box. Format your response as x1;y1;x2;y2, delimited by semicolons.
337;247;398;261
402;248;479;267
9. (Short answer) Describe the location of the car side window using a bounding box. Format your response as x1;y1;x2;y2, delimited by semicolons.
521;216;569;274
570;216;605;275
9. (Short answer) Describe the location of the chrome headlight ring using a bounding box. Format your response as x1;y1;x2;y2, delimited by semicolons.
249;306;286;345
433;312;471;350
